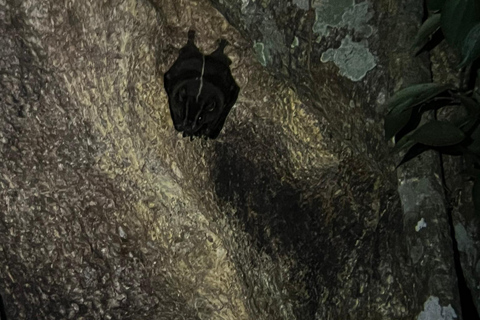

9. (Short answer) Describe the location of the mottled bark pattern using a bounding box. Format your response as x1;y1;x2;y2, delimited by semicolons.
0;0;477;319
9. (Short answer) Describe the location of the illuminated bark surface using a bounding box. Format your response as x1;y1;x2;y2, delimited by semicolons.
0;0;477;319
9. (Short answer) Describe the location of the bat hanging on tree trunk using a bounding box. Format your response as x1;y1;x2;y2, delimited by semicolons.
164;30;240;139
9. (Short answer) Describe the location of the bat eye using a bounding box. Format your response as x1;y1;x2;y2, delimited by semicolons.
206;101;216;112
178;87;187;102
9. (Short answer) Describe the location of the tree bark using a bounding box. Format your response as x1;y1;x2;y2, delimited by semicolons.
0;0;474;319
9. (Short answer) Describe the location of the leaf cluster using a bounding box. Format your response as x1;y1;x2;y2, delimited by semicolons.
386;84;480;214
386;0;480;215
413;0;480;67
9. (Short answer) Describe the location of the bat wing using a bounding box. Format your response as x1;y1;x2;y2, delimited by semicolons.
207;81;239;139
203;56;240;139
164;54;203;132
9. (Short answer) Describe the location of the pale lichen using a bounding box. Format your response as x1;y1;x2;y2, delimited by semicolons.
321;36;376;81
312;0;373;40
253;42;268;66
418;296;457;320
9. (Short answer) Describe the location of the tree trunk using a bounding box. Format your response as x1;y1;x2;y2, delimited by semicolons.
0;0;475;319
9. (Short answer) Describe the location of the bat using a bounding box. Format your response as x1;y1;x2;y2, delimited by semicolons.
164;30;240;139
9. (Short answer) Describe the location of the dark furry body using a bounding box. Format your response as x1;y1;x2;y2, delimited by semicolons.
164;30;240;139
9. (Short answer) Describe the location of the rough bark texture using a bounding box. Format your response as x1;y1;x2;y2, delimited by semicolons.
0;0;476;319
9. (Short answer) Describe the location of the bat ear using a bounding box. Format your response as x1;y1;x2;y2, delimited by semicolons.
187;30;196;43
210;39;232;65
179;30;201;57
216;39;229;53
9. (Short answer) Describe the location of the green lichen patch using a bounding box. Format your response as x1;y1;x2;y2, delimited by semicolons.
321;36;376;81
291;36;299;48
293;0;309;11
312;0;373;40
342;2;373;37
253;42;268;66
312;0;354;38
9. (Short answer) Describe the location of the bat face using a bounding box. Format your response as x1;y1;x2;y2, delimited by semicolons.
164;30;240;139
170;79;225;137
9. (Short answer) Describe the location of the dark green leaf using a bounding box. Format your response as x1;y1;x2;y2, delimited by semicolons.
414;28;445;56
454;95;480;132
468;125;480;154
418;97;457;113
412;14;442;50
473;174;480;216
471;123;480;140
396;144;430;167
391;134;416;154
459;22;480;67
468;142;480;155
457;116;479;133
441;0;480;49
387;97;414;115
385;108;413;140
395;109;423;142
411;121;466;146
474;93;480;105
386;83;450;114
460;95;480;115
427;0;446;12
